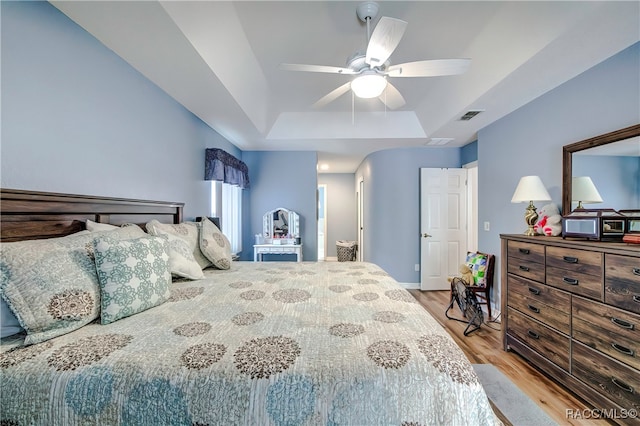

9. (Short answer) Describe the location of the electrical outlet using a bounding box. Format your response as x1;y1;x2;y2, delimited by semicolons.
414;264;420;272
484;221;490;231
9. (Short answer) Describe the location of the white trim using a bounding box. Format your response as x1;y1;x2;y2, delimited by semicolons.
325;256;338;262
399;282;420;290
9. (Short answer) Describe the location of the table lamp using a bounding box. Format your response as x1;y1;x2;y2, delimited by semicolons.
511;176;552;236
572;176;603;210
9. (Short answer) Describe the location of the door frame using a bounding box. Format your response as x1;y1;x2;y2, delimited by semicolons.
357;176;364;262
317;184;327;261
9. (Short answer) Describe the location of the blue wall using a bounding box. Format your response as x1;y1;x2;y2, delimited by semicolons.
478;42;640;308
242;151;318;261
355;147;461;283
461;140;478;165
1;1;240;220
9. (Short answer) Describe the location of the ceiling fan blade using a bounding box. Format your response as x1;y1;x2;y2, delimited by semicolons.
312;82;352;109
365;17;407;67
387;59;471;77
378;82;405;110
279;63;357;75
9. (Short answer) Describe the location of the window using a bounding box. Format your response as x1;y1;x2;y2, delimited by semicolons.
211;181;243;254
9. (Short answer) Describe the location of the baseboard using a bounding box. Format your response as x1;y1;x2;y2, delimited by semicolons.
399;282;420;290
325;256;338;262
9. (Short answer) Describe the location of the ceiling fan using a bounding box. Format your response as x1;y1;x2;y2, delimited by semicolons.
280;1;471;110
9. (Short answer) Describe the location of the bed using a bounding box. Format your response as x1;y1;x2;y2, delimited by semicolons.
0;189;499;425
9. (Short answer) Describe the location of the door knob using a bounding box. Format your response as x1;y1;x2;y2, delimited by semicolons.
422;233;432;238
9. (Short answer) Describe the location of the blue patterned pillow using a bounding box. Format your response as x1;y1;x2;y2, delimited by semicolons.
0;226;146;345
94;235;171;324
465;252;488;287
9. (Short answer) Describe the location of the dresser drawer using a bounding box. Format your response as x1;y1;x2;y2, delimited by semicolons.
508;274;571;311
546;246;602;276
507;307;569;371
507;240;545;263
508;279;570;334
546;265;602;299
605;253;640;315
573;296;640;371
572;341;640;412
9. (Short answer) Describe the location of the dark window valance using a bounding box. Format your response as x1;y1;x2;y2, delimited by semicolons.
204;148;250;189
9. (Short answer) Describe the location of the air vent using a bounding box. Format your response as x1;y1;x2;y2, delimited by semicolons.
459;110;484;121
426;138;454;146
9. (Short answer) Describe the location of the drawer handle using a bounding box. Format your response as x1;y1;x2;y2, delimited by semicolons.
519;265;530;272
527;304;540;314
563;256;579;264
519;248;530;255
611;343;635;357
611;317;635;330
634;295;640;303
528;287;541;296
562;277;579;285
527;330;540;339
633;268;640;276
611;377;634;394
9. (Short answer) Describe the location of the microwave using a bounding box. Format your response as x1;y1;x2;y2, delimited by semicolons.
562;209;625;241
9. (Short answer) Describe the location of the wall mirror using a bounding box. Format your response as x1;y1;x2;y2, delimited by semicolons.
562;124;640;216
262;207;300;239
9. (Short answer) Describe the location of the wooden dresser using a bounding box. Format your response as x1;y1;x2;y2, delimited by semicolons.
501;235;640;424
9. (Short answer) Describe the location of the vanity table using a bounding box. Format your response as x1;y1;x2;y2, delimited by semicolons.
253;243;303;262
254;207;302;262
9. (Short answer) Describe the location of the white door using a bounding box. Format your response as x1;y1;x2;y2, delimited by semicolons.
420;168;468;290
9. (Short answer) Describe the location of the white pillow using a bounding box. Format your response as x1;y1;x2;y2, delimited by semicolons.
199;217;232;270
145;220;212;269
160;233;205;280
85;219;117;232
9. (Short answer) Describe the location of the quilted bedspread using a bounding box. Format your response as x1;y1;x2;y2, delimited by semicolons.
1;261;499;425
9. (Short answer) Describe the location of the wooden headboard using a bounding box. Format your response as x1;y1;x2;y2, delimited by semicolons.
1;189;184;242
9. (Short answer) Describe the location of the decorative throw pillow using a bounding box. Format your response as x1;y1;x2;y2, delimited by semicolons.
85;219;118;232
93;235;171;324
465;252;488;288
145;220;212;269
0;226;145;345
1;298;23;338
160;233;205;280
199;217;232;270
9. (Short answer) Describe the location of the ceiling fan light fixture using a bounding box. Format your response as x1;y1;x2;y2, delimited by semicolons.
351;73;387;98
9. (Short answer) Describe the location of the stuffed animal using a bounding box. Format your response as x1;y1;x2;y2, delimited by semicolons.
458;263;475;286
534;203;562;236
447;263;475;286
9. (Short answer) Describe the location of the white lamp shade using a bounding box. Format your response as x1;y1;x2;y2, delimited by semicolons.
351;73;387;98
572;176;603;204
511;176;552;203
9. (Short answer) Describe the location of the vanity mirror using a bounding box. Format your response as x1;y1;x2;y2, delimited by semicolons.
262;207;300;240
562;124;640;216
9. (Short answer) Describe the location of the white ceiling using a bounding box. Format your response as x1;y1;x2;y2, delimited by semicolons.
50;1;639;173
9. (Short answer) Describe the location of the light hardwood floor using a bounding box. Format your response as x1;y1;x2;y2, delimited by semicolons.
409;289;609;426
